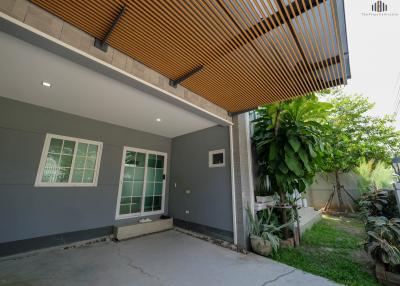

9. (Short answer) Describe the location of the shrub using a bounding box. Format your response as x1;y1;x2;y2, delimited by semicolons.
365;216;400;272
358;190;399;220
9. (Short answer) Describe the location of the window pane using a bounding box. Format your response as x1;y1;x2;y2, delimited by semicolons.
154;183;163;195
41;171;54;182
133;181;143;196
153;196;162;211
156;155;164;168
146;182;154;196
122;181;133;197
134;167;145;181
155;169;163;182
46;153;60;166
77;143;88;156
136;152;146;167
74;156;85;168
119;204;130;215
56;168;70;182
131;197;141;213
85;157;96;169
147;154;156;168
123;166;134;181
43;158;59;182
60;155;73;167
71;169;84;183
121;197;131;204
125;151;136;165
62;140;75;155
146;168;155;181
48;138;63;153
87;144;98;157
144;196;153;212
83;169;94;183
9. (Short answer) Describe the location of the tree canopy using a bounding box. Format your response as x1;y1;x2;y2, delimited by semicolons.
252;93;331;195
322;90;400;176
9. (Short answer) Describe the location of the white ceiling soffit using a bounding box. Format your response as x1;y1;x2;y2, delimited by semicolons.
0;15;230;138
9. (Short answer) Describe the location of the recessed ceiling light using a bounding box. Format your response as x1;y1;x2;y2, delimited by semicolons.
41;81;51;88
156;118;162;122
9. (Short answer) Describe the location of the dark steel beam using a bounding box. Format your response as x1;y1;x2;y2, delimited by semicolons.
296;55;341;73
322;77;344;87
169;65;203;88
94;5;126;52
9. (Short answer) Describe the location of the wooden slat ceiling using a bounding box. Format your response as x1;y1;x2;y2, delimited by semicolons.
32;0;349;113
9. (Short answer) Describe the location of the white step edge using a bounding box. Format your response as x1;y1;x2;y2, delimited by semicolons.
114;218;173;240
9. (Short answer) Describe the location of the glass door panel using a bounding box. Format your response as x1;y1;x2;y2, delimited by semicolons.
117;148;166;218
144;154;165;212
119;151;146;215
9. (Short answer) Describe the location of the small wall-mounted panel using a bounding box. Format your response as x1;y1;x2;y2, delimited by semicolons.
209;149;225;168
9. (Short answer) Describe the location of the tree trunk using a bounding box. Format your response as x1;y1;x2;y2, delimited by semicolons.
335;170;345;212
279;190;290;239
275;105;290;238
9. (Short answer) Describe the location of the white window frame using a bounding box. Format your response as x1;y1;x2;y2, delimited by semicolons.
209;149;225;168
35;133;103;187
115;146;167;220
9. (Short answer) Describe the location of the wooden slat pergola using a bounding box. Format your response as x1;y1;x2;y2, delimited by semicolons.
32;0;350;113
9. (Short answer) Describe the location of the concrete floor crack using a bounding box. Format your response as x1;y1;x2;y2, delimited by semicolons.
116;245;162;282
260;269;296;285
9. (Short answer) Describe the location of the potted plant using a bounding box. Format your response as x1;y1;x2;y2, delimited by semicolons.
364;216;400;286
247;207;291;256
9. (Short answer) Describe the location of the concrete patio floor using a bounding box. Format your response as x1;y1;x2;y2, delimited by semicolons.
0;230;340;286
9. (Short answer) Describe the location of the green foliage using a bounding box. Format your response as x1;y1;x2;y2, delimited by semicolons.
246;208;292;252
272;216;378;286
365;217;400;267
323;90;400;175
355;159;395;194
358;190;399;219
252;93;331;195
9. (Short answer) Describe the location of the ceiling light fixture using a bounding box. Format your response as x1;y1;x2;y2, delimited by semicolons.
41;81;52;88
156;118;162;122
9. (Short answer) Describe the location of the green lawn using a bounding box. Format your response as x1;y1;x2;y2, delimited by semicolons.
272;215;379;286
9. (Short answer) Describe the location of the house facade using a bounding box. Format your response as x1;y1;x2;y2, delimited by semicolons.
0;0;350;256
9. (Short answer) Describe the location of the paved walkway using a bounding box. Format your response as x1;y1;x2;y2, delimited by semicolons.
0;230;340;286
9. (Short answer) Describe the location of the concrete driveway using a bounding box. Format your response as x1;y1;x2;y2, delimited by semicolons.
0;230;339;286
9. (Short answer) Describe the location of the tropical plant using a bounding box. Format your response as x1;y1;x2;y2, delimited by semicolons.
322;90;400;211
252;93;331;237
358;190;400;220
365;216;400;270
246;208;292;252
355;159;395;194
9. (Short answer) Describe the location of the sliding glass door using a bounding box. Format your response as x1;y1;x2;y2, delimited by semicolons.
116;147;167;219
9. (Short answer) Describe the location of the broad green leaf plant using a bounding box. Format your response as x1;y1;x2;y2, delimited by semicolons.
252;93;331;236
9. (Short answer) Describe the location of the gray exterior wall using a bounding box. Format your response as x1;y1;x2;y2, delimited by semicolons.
0;97;171;243
169;126;233;233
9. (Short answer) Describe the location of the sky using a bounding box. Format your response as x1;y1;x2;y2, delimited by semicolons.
342;0;400;129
